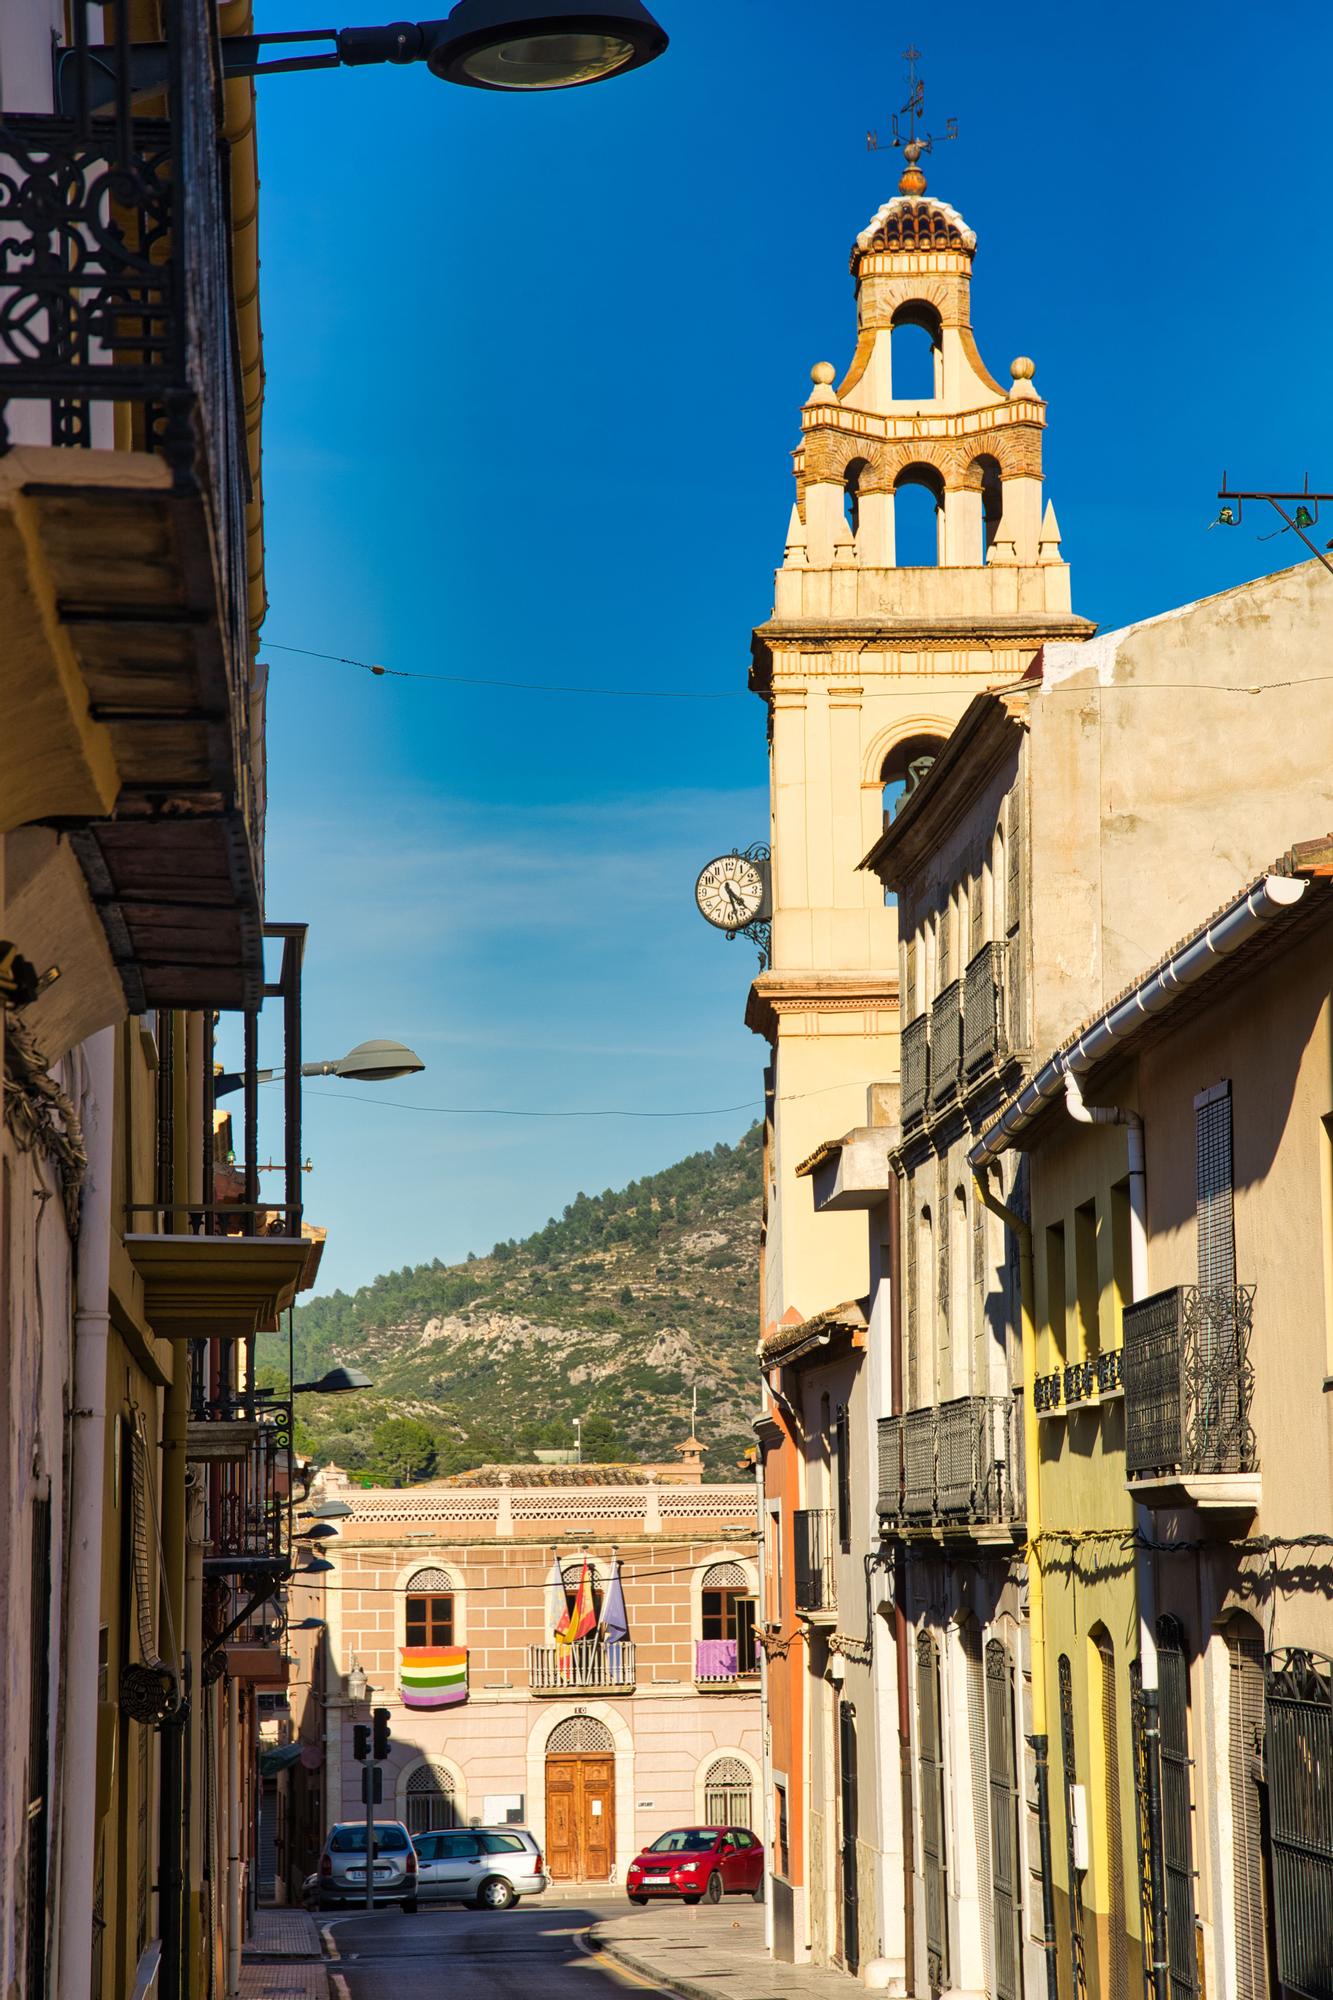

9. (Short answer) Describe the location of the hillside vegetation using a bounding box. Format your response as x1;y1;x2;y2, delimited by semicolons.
263;1126;762;1482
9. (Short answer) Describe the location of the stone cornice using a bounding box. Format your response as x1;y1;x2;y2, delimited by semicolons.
749;614;1097;692
862;691;1029;882
745;970;899;1041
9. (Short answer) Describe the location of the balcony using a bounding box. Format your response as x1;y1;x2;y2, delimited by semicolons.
205;1412;291;1578
528;1640;636;1693
0;4;263;1012
793;1508;836;1618
1033;1348;1123;1417
963;941;1006;1078
878;1396;1024;1540
1123;1284;1259;1512
901;1014;930;1128
695;1639;760;1685
929;983;963;1110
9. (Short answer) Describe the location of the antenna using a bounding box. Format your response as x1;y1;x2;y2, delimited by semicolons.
866;46;957;194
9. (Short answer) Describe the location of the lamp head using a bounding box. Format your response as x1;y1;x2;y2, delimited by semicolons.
297;1521;339;1540
295;1555;335;1575
424;0;667;90
302;1498;354;1519
292;1366;373;1396
331;1039;425;1082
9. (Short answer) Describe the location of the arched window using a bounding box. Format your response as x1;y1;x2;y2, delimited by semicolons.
406;1567;454;1649
894;464;944;567
404;1761;459;1834
843;456;870;538
702;1561;757;1671
704;1755;755;1830
881;733;944;825
546;1714;614;1756
891;301;942;401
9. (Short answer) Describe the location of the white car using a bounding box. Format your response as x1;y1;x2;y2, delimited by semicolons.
412;1826;547;1910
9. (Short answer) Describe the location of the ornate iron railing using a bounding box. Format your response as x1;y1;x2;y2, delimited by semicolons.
0;0;252;769
929;982;963;1108
1264;1647;1333;2000
901;1014;930;1127
963;941;1006;1077
878;1396;1023;1529
529;1640;635;1692
1123;1285;1257;1481
206;1408;291;1573
1035;1350;1123;1414
793;1508;836;1612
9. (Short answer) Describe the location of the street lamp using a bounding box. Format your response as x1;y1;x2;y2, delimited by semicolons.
291;1367;373;1396
347;1663;369;1702
70;2;668;110
295;1554;335;1575
215;1039;424;1096
296;1522;340;1541
301;1499;354;1520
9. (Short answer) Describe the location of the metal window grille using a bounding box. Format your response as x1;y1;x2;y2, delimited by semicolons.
878;1415;904;1522
702;1562;747;1591
1129;1661;1156;2000
964;1625;994;1997
917;1630;950;1995
405;1763;458;1833
1196;1089;1235;1292
902;1014;930;1126
1225;1620;1270;2000
1123;1285;1256;1479
963;940;1005;1077
930;983;964;1107
1156;1618;1199;2000
1059;1654;1087;2000
987;1640;1024;2000
836;1405;852;1553
1264;1647;1333;2000
793;1509;836;1613
1097;1634;1128;2000
547;1715;614;1756
903;1409;936;1519
705;1757;754;1829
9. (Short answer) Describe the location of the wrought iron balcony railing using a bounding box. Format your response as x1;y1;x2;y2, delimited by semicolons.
963;941;1007;1078
901;1012;930;1128
1034;1348;1123;1414
793;1508;837;1614
528;1640;635;1692
1123;1284;1257;1486
205;1409;292;1576
878;1396;1023;1531
929;982;963;1109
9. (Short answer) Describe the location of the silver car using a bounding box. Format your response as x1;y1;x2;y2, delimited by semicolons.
412;1825;547;1910
317;1819;419;1911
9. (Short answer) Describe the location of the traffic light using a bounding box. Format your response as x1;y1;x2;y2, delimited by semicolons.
352;1724;370;1763
372;1706;391;1761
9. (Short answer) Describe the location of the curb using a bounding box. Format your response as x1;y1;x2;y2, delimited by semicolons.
587;1923;718;2000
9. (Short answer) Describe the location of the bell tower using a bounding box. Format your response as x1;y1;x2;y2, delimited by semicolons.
749;135;1093;1327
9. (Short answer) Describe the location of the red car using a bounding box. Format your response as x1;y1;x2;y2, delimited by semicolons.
626;1825;764;1906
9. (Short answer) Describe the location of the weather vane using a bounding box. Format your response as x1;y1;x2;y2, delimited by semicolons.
867;47;957;194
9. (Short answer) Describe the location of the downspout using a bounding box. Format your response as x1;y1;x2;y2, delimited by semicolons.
887;1170;916;1991
55;1026;116;2000
227;1675;242;1997
973;1168;1059;2000
1063;1071;1168;2000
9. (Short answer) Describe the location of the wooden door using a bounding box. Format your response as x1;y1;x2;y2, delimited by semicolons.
545;1755;615;1881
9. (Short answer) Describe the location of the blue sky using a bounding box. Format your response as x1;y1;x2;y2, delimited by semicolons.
247;0;1333;1294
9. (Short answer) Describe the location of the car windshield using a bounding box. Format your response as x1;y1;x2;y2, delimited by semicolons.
330;1825;408;1854
647;1830;718;1854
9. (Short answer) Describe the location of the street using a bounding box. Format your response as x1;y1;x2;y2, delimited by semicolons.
323;1899;668;2000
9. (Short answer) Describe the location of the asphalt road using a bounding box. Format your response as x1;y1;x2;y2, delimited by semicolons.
323;1897;672;1999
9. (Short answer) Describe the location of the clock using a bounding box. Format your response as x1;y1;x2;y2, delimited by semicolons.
695;851;769;933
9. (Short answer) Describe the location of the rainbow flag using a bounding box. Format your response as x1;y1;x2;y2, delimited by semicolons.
400;1647;468;1709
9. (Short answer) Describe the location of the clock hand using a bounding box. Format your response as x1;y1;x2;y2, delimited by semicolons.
725;884;745;914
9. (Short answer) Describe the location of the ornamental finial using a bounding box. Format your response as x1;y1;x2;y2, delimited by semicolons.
866;46;957;196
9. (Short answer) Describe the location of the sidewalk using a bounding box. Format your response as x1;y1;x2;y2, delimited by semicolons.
592;1905;864;2000
238;1906;328;2000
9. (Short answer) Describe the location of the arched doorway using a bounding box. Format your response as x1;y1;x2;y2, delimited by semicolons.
544;1716;615;1882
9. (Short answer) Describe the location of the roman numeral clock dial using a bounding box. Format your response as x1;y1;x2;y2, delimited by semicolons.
693;846;772;968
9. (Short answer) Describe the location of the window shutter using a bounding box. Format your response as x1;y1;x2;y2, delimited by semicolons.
1005;789;1022;934
1195;1087;1235;1291
970;863;985;958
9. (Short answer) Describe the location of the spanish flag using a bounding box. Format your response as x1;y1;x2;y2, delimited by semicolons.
557;1560;597;1646
400;1646;468;1710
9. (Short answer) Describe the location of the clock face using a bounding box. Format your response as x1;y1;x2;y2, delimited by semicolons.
695;853;766;932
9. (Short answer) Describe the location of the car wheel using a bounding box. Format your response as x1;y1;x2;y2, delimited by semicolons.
752;1877;765;1903
683;1894;702;1906
477;1876;517;1911
630;1895;649;1906
705;1871;723;1905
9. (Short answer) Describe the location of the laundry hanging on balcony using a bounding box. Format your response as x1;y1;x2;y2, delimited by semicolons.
400;1646;468;1709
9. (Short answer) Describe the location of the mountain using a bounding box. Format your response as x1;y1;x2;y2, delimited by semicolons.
265;1126;762;1482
